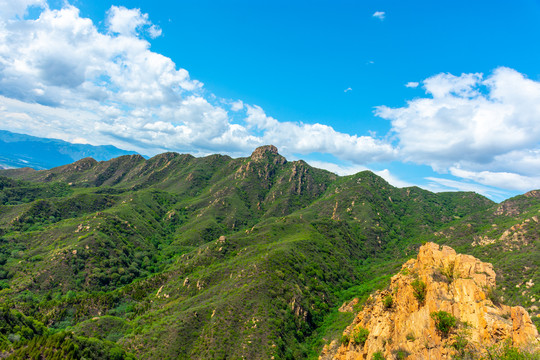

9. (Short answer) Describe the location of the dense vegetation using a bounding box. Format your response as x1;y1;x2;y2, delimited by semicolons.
0;146;537;359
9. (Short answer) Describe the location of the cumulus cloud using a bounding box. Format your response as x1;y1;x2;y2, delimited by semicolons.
405;82;419;88
4;1;540;197
0;0;46;19
376;67;540;191
372;11;385;20
0;1;394;164
106;6;161;38
245;105;396;162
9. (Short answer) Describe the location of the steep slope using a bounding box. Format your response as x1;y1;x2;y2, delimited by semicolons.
321;243;539;360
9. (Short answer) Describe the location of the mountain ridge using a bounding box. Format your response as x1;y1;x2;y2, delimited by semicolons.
0;145;537;359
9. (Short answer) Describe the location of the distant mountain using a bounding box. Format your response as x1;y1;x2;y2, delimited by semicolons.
0;130;142;170
0;145;537;359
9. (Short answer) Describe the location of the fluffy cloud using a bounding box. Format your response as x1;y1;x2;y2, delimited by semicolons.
0;1;393;164
0;0;46;19
106;6;161;38
376;67;540;191
3;1;540;197
245;105;396;162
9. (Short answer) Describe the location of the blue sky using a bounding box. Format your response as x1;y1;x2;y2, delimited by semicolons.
2;0;540;201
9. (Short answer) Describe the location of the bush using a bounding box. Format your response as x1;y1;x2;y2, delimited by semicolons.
340;334;350;345
352;326;369;346
431;311;456;337
484;339;540;360
411;279;427;304
393;348;410;360
383;295;393;309
451;330;470;358
441;262;455;282
372;350;385;360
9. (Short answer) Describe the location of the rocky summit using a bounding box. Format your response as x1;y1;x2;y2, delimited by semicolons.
321;242;539;360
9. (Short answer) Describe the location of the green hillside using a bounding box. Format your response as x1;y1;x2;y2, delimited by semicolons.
0;146;537;359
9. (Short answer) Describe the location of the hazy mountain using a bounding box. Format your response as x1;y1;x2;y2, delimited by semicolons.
0;130;142;170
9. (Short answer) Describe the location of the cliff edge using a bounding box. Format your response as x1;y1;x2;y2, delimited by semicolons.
321;242;539;359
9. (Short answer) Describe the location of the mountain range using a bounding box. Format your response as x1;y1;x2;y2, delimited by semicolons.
0;130;141;170
0;145;537;359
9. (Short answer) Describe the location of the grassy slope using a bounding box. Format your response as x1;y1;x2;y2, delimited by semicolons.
0;147;536;359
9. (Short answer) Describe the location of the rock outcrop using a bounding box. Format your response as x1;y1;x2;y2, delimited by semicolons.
321;242;539;359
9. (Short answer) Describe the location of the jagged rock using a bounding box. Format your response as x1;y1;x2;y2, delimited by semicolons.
321;242;539;360
250;145;286;164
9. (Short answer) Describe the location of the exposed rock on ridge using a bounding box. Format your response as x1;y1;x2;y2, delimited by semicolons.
250;145;286;164
321;242;539;359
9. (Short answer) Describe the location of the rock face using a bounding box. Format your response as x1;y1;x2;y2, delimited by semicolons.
250;145;284;163
321;242;539;360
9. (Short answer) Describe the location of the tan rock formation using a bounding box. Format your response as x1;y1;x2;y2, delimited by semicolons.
321;242;539;360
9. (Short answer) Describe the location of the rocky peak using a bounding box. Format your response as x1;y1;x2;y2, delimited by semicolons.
250;145;285;163
321;242;539;360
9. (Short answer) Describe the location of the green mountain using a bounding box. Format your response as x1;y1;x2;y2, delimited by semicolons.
0;145;537;359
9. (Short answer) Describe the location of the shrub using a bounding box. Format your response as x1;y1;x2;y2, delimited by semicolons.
340;334;350;345
441;262;455;282
393;348;410;360
406;332;415;341
484;339;540;360
411;279;427;304
352;326;369;346
383;295;393;309
431;311;457;337
372;350;385;360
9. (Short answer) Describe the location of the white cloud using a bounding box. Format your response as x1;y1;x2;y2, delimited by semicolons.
0;1;396;164
3;1;540;198
405;81;419;88
372;11;385;20
373;169;413;188
376;67;540;191
230;100;244;111
0;0;46;19
424;177;508;200
245;105;396;162
147;24;162;38
344;87;352;93
449;167;540;192
107;6;148;37
423;72;482;98
305;160;368;176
